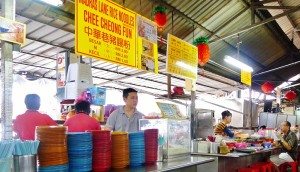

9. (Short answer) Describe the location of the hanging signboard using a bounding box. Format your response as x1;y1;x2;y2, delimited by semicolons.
156;102;184;119
241;70;252;86
57;52;67;88
0;16;26;45
75;0;137;68
166;34;198;80
136;16;158;74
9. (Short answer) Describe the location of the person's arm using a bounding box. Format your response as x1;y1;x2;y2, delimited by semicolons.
276;132;296;151
105;111;117;131
223;127;234;138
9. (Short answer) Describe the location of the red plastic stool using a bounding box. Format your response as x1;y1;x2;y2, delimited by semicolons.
279;161;298;172
238;168;260;172
250;162;275;172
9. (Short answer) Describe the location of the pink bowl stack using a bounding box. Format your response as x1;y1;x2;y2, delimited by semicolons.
144;129;158;164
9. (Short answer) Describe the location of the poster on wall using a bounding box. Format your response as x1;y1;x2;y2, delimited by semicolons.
75;0;137;68
166;34;198;80
57;52;66;88
0;16;26;45
136;16;158;74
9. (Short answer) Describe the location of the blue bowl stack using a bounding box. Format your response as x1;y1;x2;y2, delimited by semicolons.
67;132;93;172
128;131;145;166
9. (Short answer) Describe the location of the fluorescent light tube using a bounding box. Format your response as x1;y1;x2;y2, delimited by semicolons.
40;0;63;6
224;55;253;72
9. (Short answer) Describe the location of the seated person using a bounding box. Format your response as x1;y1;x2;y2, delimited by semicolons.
214;110;239;138
13;94;57;141
269;121;298;171
64;100;101;132
258;125;266;137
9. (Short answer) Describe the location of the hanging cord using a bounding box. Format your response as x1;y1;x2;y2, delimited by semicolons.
140;0;142;16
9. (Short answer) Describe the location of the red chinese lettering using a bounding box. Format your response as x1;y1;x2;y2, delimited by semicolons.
102;32;109;42
124;40;130;50
93;29;101;39
110;35;117;45
117;37;123;47
84;26;92;36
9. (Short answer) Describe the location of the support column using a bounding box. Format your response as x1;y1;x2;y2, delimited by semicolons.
190;90;196;139
1;0;15;140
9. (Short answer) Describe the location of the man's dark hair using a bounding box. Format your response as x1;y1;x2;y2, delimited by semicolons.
221;110;232;119
123;88;137;98
260;125;266;129
25;94;40;110
75;100;91;115
284;121;291;129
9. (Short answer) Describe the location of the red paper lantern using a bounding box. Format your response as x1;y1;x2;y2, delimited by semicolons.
193;37;210;67
261;82;275;94
153;6;167;29
285;90;297;101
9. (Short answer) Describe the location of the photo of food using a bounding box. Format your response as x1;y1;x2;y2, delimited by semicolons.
141;55;155;72
142;39;154;57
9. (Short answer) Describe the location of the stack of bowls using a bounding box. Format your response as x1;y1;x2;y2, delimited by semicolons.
144;129;158;164
128;131;145;166
67;132;93;171
87;130;111;171
35;126;68;171
111;132;129;168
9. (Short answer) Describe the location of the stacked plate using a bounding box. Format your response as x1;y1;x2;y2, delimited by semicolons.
129;131;145;166
67;132;92;171
144;129;158;164
35;126;68;171
87;130;111;172
38;164;69;172
111;132;129;168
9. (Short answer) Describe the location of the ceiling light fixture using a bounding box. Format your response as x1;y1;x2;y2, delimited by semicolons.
39;0;63;6
224;55;253;72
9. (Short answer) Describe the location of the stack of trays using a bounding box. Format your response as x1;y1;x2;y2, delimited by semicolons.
144;129;158;164
87;130;111;171
129;131;145;166
35;126;68;172
67;132;93;171
111;132;129;168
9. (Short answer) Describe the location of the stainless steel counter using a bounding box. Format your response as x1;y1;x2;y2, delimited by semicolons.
191;148;279;172
110;155;215;172
191;147;279;158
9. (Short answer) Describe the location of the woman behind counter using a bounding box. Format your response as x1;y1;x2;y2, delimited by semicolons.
214;110;239;138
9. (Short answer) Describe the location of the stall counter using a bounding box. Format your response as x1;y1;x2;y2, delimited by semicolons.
110;155;216;172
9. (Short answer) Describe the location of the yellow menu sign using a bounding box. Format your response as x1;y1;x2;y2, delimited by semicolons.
241;70;252;86
166;34;198;80
136;16;158;74
75;0;137;68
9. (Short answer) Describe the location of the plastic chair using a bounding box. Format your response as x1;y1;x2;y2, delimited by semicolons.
250;162;275;172
279;161;298;172
238;168;260;172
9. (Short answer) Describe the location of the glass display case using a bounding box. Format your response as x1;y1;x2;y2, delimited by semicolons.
139;119;190;159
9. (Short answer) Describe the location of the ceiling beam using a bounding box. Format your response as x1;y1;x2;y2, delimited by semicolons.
254;6;296;10
210;5;300;43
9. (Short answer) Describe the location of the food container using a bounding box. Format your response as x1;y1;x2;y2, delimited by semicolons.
235;142;247;149
219;146;229;154
210;142;220;154
140;119;190;159
197;141;210;153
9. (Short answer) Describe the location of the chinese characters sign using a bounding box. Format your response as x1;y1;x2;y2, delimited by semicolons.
0;16;26;45
136;16;158;74
75;0;137;68
57;52;66;88
166;34;198;80
241;70;252;86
